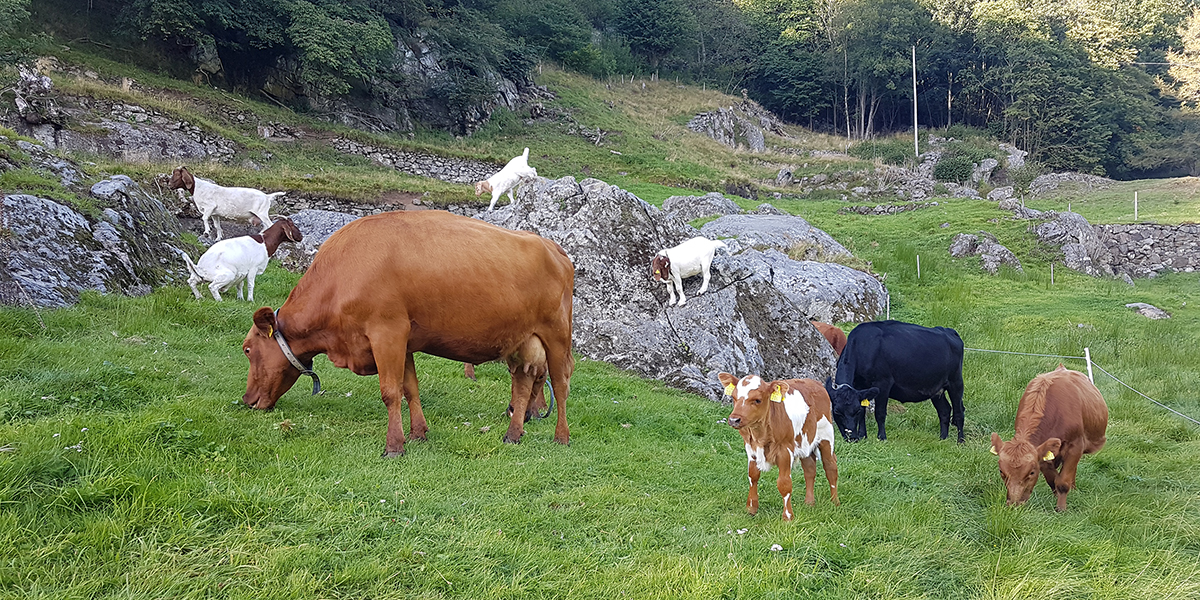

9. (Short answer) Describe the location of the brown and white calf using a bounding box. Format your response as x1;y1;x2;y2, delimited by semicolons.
991;365;1108;511
719;372;839;520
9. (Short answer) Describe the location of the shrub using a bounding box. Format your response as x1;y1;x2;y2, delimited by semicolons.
849;138;915;166
933;153;974;183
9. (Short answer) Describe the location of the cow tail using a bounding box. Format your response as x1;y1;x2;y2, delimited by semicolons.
178;249;201;279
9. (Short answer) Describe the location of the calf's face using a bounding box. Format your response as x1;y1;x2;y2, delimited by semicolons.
825;377;876;441
991;433;1062;506
242;307;303;410
718;372;774;429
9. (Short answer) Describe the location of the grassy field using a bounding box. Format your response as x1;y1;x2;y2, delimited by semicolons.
3;191;1200;598
4;49;1200;598
1027;177;1200;225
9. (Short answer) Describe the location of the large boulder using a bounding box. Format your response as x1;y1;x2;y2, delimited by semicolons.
2;176;184;307
661;192;742;223
274;209;360;272
1034;212;1113;277
948;232;1022;274
477;176;881;400
700;214;850;257
746;250;887;323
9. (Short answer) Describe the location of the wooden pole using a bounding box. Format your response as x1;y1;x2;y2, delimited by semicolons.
913;46;919;158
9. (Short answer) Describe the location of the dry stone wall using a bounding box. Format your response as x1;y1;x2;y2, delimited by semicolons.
1097;223;1200;277
331;137;499;184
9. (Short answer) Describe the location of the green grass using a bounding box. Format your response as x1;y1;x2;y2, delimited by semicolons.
3;196;1199;598
1028;177;1200;225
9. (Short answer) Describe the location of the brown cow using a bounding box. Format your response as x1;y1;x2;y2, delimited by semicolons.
990;365;1108;511
811;321;847;356
718;372;839;520
241;210;575;456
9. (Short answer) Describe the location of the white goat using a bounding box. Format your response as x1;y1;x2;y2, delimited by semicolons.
476;147;538;210
179;218;302;302
169;166;284;240
651;237;729;306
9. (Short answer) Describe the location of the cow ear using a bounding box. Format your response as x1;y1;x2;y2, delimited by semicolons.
252;307;277;338
1037;438;1062;462
770;381;789;403
717;372;736;396
990;432;1002;455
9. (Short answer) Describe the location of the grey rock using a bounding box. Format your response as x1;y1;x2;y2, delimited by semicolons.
661;192;742;222
687;100;786;152
987;186;1014;201
751;203;788;216
1034;212;1114;277
948;232;1022;274
476;176;875;400
776;168;793;186
1125;302;1170;319
749;250;886;323
274;209;361;273
1000;143;1027;170
949;233;979;258
972;158;1000;185
1030;173;1115;198
700;214;850;257
2;175;183;307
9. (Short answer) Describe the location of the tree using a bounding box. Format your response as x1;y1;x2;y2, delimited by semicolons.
616;0;696;69
0;0;33;65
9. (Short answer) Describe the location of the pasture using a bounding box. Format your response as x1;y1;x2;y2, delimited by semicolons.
2;194;1199;599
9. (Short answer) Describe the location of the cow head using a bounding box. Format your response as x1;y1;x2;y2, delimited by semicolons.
718;372;775;430
168;166;195;195
651;253;671;282
991;433;1062;507
474;180;492;196
242;307;303;410
824;376;877;442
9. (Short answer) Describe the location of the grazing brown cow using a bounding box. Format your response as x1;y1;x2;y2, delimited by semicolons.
241;211;575;456
811;321;847;356
719;372;839;520
991;365;1108;511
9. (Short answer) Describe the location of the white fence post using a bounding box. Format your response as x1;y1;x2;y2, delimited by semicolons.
1134;191;1138;221
1084;347;1094;383
916;255;921;279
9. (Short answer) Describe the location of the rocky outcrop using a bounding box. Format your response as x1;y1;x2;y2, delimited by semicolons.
476;176;884;400
700;214;850;257
661;192;742;222
838;202;938;216
1029;173;1115;197
987;186;1014;201
687;100;788;152
274;209;360;273
1;176;184;307
1034;212;1114;277
743;250;887;323
949;232;1022;274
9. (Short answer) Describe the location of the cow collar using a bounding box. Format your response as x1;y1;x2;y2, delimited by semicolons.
272;309;321;395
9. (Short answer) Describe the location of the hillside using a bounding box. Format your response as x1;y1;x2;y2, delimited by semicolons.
3;50;1200;599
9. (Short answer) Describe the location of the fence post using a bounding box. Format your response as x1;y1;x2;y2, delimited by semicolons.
1084;347;1094;383
1134;191;1138;221
916;255;921;279
886;295;890;320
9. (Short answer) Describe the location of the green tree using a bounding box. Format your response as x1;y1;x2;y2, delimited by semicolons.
616;0;696;69
0;0;34;65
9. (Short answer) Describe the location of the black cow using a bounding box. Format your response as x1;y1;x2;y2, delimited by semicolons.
824;320;965;443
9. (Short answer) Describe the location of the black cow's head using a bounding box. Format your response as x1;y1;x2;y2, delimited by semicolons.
824;376;878;441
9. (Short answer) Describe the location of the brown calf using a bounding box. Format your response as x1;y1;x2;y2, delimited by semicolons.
811;321;847;356
991;365;1108;511
719;372;839;520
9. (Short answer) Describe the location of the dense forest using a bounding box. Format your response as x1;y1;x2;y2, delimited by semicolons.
6;0;1200;179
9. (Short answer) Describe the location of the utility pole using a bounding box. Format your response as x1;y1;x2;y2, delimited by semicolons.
912;45;919;157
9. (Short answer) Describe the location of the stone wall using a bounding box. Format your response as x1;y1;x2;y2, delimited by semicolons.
1097;223;1200;277
332;137;500;184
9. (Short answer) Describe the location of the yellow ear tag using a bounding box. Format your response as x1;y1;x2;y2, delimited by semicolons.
723;383;735;396
267;326;274;337
989;446;998;455
770;387;783;403
860;399;871;407
1042;451;1055;461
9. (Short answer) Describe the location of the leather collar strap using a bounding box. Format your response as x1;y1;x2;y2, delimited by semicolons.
273;309;321;395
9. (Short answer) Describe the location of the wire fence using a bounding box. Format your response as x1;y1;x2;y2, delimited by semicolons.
964;346;1200;427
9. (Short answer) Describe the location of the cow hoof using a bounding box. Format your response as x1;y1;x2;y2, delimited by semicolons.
501;434;521;444
553;435;569;445
381;449;405;458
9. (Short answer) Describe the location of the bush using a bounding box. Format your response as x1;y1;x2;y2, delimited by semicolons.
1006;161;1044;193
933;153;974;182
849;138;916;167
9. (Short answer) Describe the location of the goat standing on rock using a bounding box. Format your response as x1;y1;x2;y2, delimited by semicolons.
179;218;303;302
476;147;538;210
169;166;283;240
651;237;728;306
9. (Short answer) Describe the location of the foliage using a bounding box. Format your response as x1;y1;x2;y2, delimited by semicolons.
848;137;915;166
933;153;974;182
615;0;697;68
285;1;394;96
0;0;33;65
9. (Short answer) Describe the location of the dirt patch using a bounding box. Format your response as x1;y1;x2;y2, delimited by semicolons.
377;190;429;210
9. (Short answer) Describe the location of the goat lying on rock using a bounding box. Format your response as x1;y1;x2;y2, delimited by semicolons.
169;166;284;240
179;218;302;301
476;147;537;210
651;237;728;306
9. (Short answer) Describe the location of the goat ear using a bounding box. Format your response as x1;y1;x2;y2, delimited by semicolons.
181;167;195;192
252;307;277;338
